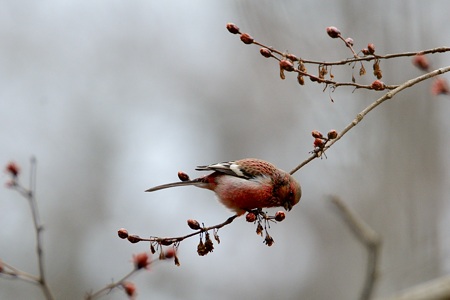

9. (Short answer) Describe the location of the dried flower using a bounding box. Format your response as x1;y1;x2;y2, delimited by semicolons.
256;223;263;236
297;74;305;85
319;65;328;79
373;60;382;79
204;233;214;253
174;254;180;266
197;239;208;256
213;230;220;244
359;64;366;76
264;235;274;246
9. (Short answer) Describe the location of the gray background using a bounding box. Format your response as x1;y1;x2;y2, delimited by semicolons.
1;1;449;299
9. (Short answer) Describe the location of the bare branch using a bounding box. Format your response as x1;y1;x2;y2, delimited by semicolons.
131;214;239;245
290;65;450;175
85;268;137;300
0;260;41;284
330;196;381;300
303;47;450;66
3;159;55;300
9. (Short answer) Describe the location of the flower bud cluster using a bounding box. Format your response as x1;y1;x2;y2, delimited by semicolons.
310;129;338;157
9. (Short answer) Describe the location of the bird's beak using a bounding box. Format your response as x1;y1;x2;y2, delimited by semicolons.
283;201;292;211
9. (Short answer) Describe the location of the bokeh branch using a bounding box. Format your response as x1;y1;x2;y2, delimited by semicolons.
331;196;381;300
86;251;175;299
2;159;55;300
377;275;450;300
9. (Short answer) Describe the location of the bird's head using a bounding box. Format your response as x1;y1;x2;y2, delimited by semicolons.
282;175;302;211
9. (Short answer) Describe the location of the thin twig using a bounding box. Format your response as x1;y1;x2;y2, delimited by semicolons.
302;47;450;66
0;260;41;284
249;31;450;90
28;158;53;300
27;158;54;300
131;214;239;244
86;268;137;300
290;65;450;175
330;196;381;300
3;158;55;300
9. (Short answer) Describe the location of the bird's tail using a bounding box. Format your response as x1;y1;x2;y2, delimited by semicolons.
145;179;202;192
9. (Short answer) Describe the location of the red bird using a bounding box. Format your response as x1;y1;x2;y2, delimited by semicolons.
145;158;301;216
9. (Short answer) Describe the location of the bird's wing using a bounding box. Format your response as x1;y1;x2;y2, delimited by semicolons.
195;159;274;180
195;161;253;179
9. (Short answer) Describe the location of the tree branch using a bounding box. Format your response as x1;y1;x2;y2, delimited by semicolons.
290;65;450;175
330;196;381;300
3;159;55;300
126;214;239;245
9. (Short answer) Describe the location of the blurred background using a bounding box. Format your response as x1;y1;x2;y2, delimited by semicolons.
1;1;449;299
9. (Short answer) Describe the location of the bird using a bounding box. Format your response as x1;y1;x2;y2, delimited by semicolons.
145;158;301;216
